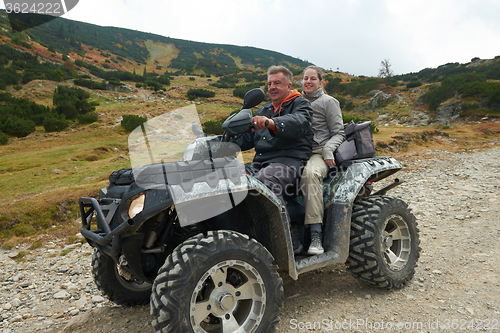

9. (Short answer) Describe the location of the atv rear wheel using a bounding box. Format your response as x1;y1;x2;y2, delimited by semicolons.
150;230;283;333
347;195;420;289
92;249;151;306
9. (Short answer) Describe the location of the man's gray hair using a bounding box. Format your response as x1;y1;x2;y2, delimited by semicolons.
267;65;293;83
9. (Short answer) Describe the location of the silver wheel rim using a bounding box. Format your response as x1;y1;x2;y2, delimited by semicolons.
190;260;266;333
381;214;411;271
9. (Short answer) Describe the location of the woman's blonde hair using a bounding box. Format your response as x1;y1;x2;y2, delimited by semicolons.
303;65;326;81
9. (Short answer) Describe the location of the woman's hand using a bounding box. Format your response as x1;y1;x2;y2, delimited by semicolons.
325;159;336;168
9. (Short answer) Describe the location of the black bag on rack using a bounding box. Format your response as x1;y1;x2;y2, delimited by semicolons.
334;120;376;165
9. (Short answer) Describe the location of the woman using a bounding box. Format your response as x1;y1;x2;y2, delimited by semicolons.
300;66;345;255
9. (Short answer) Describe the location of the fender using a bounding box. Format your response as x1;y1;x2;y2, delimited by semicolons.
326;156;402;206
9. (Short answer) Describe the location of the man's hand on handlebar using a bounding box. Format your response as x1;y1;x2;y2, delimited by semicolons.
252;116;276;132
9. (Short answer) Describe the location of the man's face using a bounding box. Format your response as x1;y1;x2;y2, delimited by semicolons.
267;72;291;105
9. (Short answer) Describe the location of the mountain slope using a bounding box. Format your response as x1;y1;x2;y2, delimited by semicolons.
0;11;311;76
1;9;499;128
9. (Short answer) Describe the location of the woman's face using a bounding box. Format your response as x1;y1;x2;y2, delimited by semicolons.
302;68;322;94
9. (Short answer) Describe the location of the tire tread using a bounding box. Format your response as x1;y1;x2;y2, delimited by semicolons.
347;195;421;289
150;230;283;333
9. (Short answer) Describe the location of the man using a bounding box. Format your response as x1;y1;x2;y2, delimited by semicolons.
236;65;313;254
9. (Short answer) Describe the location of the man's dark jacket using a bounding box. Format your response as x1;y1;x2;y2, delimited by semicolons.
237;95;313;171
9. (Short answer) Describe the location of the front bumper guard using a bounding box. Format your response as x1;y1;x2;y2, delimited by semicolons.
79;197;135;259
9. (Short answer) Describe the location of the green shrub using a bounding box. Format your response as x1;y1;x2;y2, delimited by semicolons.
458;81;500;106
324;76;381;97
13;223;36;237
202;119;225;135
145;80;162;91
78;112;98;124
53;85;95;118
344;101;355;111
43;114;69;132
232;83;263;99
21;71;35;84
55;101;78;119
74;59;85;67
0;131;8;145
121;114;147;132
336;97;355;111
388;79;399;87
155;75;171;86
31;113;49;126
0;67;21;90
74;78;107;90
406;81;422;88
187;88;215;100
423;73;487;110
108;77;122;86
461;101;480;111
1;117;35;137
202;110;239;135
232;87;247;99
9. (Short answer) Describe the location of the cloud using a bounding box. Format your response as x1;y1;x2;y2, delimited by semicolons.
384;0;500;71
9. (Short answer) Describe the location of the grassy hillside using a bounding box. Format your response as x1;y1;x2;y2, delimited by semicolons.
1;73;499;248
0;11;499;247
0;11;311;77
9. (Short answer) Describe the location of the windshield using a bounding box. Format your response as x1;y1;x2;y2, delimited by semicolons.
128;105;201;166
127;105;248;226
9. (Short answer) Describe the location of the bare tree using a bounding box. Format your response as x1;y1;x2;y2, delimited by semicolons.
378;59;393;84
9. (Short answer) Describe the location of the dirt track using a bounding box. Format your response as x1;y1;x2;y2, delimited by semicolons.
1;146;499;332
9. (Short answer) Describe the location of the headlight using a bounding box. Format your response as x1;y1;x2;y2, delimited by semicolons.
128;194;145;219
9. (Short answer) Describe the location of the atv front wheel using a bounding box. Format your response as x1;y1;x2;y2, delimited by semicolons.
347;195;420;289
150;230;283;333
92;249;152;306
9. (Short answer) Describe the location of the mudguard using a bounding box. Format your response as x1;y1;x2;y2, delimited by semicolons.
325;156;402;205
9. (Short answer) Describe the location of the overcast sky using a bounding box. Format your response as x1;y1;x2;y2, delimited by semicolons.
4;0;500;76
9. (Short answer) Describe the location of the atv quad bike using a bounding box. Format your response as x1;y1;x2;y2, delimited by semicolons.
79;88;420;333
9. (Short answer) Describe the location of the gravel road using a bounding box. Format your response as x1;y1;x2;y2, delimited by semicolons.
1;146;499;333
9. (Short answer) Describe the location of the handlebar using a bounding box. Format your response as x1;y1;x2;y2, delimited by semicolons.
252;120;270;128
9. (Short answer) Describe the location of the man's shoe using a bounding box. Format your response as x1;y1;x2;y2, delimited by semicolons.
307;231;324;255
